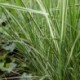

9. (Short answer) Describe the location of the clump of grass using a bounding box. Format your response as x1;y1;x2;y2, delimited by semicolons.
0;0;80;80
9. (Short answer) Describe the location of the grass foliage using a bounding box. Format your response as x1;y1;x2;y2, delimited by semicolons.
0;0;80;80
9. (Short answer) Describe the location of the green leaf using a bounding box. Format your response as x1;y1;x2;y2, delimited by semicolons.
4;63;17;73
0;62;4;69
2;42;16;52
20;73;32;80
